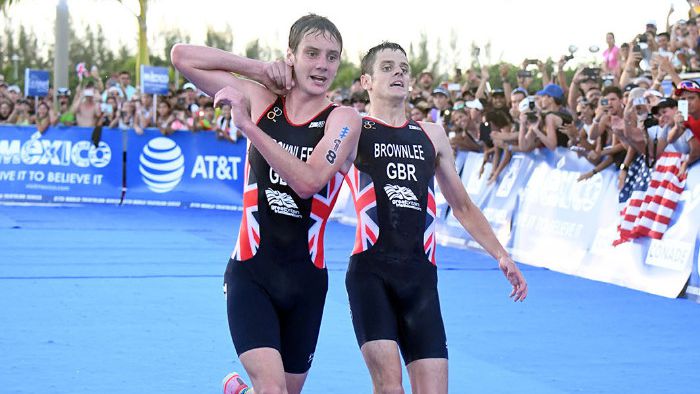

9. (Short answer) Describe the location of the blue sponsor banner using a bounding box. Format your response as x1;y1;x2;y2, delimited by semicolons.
679;164;700;299
140;66;170;95
124;129;245;209
477;153;535;248
24;69;50;97
0;125;122;203
510;148;616;273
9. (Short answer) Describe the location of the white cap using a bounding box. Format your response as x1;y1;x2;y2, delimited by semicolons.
183;82;197;91
465;99;483;111
7;85;20;93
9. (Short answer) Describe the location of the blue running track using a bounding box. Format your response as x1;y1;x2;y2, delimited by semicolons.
1;204;699;393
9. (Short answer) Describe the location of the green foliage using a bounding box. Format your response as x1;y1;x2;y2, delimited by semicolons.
331;54;360;90
205;26;233;51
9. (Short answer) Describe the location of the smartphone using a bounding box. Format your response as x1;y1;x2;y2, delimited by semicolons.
678;99;689;121
100;103;113;114
583;67;601;78
517;70;533;78
600;98;609;106
527;59;539;65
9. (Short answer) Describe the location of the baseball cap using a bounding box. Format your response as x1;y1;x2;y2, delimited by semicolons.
511;87;528;96
491;88;505;96
623;83;639;93
536;84;564;99
633;77;652;87
431;87;449;97
465;99;484;111
646;20;657;28
7;85;20;93
57;87;71;96
183;82;197;91
651;97;677;115
674;79;700;95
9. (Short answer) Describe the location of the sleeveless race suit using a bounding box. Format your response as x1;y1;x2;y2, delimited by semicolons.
344;117;448;364
224;96;344;373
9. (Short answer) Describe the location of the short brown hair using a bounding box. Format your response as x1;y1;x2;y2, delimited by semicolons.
288;14;343;53
361;42;407;76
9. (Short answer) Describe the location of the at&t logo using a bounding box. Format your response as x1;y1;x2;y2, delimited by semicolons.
139;137;185;193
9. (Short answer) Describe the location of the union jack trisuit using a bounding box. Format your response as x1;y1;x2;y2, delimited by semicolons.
224;96;342;374
345;117;447;364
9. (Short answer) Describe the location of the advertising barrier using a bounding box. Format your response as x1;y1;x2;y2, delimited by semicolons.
0;126;122;204
123;129;246;210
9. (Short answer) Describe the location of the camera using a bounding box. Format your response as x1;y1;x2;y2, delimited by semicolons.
527;96;536;111
643;113;658;129
517;70;533;78
583;67;601;78
526;112;538;123
526;59;539;65
563;54;574;62
600;98;609;106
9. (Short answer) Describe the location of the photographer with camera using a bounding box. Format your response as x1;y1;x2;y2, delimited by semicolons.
518;84;569;152
8;98;32;126
578;86;627;182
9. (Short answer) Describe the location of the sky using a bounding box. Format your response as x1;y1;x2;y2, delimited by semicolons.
2;0;694;72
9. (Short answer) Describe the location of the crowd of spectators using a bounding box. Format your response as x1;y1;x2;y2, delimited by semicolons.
1;4;699;183
0;69;241;143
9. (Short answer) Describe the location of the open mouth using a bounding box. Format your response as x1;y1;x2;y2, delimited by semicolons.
310;76;327;84
390;81;405;88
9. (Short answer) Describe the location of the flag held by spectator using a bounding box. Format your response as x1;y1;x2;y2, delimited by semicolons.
614;152;687;246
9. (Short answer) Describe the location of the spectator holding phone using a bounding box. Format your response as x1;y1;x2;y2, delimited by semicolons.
519;84;568;151
8;99;32;126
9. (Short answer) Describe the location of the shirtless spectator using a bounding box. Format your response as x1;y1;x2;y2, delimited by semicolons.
71;84;102;127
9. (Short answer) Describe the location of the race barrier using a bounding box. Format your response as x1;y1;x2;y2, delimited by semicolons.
0;125;122;204
0;126;246;209
337;148;700;299
123;129;245;210
2;125;699;299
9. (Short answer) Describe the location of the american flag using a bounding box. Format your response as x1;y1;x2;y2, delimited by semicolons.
614;152;687;246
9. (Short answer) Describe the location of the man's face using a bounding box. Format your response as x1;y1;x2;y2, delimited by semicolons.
451;110;469;130
418;73;433;89
605;92;622;115
119;73;130;86
656;35;669;48
681;91;700;114
0;102;11;117
362;49;410;102
511;93;525;111
540;95;554;109
586;89;601;104
492;94;506;109
433;94;449;110
287;32;341;96
659;106;677;125
410;108;424;122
